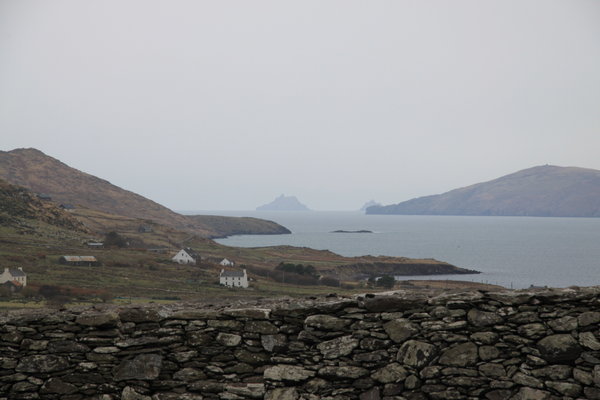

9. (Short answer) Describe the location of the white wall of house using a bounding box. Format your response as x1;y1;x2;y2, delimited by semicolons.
172;249;196;265
219;258;234;266
0;267;27;287
219;269;248;288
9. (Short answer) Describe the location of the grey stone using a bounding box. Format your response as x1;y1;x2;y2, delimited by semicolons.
223;308;270;319
265;387;299;400
264;365;315;381
397;340;436;368
305;314;350;331
216;332;242;347
317;335;359;359
318;365;369;379
40;378;78;395
76;312;120;327
114;354;162;381
224;383;265;399
573;367;593;385
173;368;206;381
122;386;151;400
517;323;547;339
467;309;503;327
509;387;552;400
16;355;69;373
261;334;287;352
578;311;600;327
439;342;478;367
547;316;577;332
513;372;543;388
530;365;571;380
119;308;162;323
383;319;419;343
545;381;581;397
479;345;500;361
478;363;506;378
244;320;278;334
537;334;582;363
471;332;499;344
371;362;408;383
359;386;381;400
580;331;600;350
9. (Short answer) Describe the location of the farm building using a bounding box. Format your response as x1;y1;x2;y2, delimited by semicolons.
59;256;99;267
0;267;27;288
219;269;248;288
172;248;198;265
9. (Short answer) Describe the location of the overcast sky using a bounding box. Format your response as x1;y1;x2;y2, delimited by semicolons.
1;1;599;211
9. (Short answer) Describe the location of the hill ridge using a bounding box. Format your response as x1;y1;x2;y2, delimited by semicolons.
367;165;600;217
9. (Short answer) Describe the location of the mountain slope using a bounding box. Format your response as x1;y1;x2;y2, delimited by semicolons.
0;148;290;237
367;165;600;217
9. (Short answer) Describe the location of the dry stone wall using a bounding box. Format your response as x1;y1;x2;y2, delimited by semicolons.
2;287;600;400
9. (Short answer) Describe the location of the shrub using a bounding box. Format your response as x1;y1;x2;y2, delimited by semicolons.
376;275;396;289
321;276;340;287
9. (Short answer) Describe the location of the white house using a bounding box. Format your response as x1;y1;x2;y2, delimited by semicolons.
0;267;27;287
219;258;234;267
219;269;248;288
172;248;198;265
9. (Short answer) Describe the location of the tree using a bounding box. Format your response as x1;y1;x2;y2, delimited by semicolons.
104;231;128;248
377;275;396;289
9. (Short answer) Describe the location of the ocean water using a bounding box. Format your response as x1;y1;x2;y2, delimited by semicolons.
189;211;600;289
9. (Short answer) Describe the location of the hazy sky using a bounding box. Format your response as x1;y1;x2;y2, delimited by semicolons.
1;1;599;211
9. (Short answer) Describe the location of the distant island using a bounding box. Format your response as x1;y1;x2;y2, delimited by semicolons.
359;200;381;212
367;165;600;217
257;194;310;211
331;230;373;234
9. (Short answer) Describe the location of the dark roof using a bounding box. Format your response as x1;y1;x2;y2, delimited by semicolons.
184;248;198;259
220;270;245;278
9;269;26;277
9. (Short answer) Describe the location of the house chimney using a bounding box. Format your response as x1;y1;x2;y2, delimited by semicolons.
3;267;8;274
18;267;23;271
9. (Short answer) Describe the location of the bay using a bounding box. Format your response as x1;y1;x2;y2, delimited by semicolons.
187;211;600;290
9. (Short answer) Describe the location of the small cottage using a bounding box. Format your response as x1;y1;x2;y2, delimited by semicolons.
219;269;249;288
0;267;27;287
172;248;198;265
59;256;99;267
219;258;234;267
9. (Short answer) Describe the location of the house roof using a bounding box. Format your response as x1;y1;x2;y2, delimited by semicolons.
183;248;198;259
61;256;98;262
8;269;26;277
220;270;245;278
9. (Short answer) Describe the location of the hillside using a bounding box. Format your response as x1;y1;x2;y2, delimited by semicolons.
0;148;289;237
0;178;86;232
367;165;600;217
257;194;310;211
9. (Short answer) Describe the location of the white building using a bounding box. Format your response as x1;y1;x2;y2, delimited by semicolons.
219;269;248;288
0;267;27;287
172;248;198;265
219;258;234;267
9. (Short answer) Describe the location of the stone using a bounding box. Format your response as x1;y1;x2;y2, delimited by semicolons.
114;354;163;381
485;389;512;400
233;349;270;364
573;367;593;385
517;323;547;339
265;387;299;400
16;355;69;373
383;319;419;343
305;314;350;331
467;309;503;327
397;340;437;368
264;365;315;381
578;311;600;327
537;334;582;363
594;365;600;386
359;387;381;400
40;378;78;395
223;308;271;319
530;365;571;380
244;320;278;334
317;335;359;359
471;332;499;344
371;362;408;383
545;381;581;397
580;331;600;350
438;342;478;367
173;368;206;382
479;345;501;361
76;312;120;327
47;340;90;353
261;334;287;352
363;294;426;312
547;316;577;332
216;332;242;347
224;383;265;399
510;387;553;400
512;372;543;388
122;386;151;400
478;363;506;378
318;366;369;379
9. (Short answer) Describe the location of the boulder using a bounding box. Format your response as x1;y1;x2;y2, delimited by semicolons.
397;340;436;368
537;334;582;363
439;342;478;367
114;354;163;381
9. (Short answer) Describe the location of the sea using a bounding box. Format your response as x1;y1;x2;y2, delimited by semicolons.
185;211;600;290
